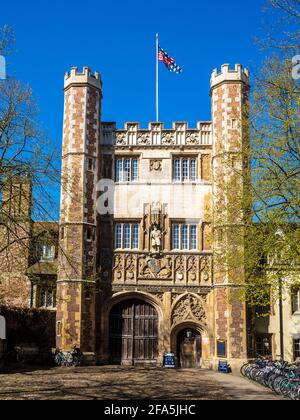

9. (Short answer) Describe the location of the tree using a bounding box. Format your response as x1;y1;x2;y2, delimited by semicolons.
0;26;60;304
211;2;300;312
242;2;300;312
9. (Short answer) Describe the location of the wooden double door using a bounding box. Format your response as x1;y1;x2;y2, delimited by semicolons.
109;299;159;365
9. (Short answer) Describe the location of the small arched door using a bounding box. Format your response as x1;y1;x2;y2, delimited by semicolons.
177;328;202;368
109;299;159;366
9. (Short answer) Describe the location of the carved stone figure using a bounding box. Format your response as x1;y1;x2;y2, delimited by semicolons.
162;133;175;145
116;133;126;146
137;133;150;145
151;225;162;253
186;132;200;145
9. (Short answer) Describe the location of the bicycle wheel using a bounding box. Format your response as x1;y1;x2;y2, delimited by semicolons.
65;353;74;367
240;363;250;377
279;378;290;397
273;375;286;395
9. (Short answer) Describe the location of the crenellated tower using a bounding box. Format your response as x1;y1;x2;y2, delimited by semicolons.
211;64;250;369
56;67;102;359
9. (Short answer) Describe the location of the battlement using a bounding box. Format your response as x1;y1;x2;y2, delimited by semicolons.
64;66;102;91
101;121;212;147
210;64;249;89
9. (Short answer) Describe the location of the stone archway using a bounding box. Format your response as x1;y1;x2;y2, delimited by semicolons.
99;291;164;365
169;293;213;369
171;322;208;369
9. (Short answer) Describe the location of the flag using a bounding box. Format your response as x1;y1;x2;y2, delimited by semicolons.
158;46;183;74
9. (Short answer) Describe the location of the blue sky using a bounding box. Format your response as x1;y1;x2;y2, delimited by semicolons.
1;0;269;219
2;0;268;137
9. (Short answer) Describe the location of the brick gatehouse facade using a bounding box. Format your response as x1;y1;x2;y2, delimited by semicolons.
55;64;250;371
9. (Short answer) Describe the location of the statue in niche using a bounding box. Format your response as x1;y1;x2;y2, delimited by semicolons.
151;224;162;253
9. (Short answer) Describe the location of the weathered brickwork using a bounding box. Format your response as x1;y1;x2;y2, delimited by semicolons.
56;68;101;357
211;64;250;366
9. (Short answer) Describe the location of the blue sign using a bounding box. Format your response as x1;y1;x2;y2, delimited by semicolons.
218;361;231;374
217;340;227;358
163;352;176;368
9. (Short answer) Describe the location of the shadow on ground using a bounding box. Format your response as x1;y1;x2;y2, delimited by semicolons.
0;366;283;400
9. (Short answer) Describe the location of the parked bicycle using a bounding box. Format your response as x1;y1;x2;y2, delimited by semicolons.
54;346;82;367
241;356;300;400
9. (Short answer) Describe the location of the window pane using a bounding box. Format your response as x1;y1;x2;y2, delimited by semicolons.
182;159;189;181
256;336;272;357
40;289;46;307
47;289;54;308
115;224;122;249
292;289;299;313
294;339;300;359
124;160;131;182
174;159;181;181
190;159;196;181
40;245;54;261
132;224;139;249
190;225;197;250
182;225;189;250
132;159;138;182
172;225;180;249
124;224;131;248
116;160;123;182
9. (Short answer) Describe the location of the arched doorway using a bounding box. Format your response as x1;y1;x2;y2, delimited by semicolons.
177;328;202;368
109;299;158;366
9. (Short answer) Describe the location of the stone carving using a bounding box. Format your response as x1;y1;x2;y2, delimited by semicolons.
116;133;126;146
152;293;164;304
162;133;175;145
151;225;162;253
112;252;212;285
172;293;206;326
186;132;200;145
137;133;151;145
187;256;198;283
113;254;124;281
139;256;172;279
112;284;212;295
175;255;185;282
125;254;136;281
200;255;211;282
150;160;162;172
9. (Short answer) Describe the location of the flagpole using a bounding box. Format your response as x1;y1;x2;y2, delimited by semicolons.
156;33;159;122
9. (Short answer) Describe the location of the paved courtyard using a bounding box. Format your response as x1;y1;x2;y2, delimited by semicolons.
0;366;284;400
